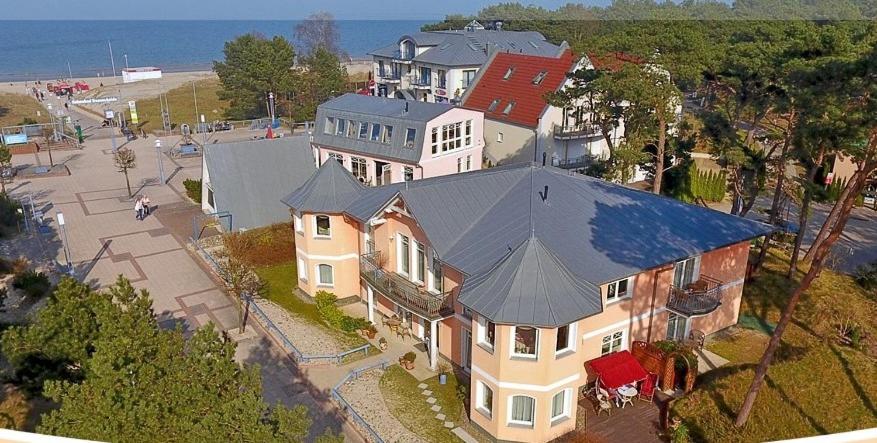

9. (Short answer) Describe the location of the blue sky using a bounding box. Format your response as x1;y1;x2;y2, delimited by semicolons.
5;0;606;20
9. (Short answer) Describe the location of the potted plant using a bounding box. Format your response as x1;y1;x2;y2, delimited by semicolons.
438;362;451;385
400;352;416;370
379;337;388;351
365;324;377;339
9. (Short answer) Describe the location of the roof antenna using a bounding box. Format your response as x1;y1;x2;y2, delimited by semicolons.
539;185;548;202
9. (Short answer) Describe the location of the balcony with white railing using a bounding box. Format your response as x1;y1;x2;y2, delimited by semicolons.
553;123;603;140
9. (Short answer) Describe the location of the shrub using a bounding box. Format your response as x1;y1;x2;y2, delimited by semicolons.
11;270;50;298
0;194;22;236
0;257;29;277
0;385;30;430
403;351;416;363
183;178;202;203
223;223;295;267
853;261;877;291
314;290;369;334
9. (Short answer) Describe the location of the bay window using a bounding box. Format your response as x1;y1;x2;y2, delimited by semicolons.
550;389;571;423
314;215;331;237
477;316;495;350
508;395;535;426
317;264;334;286
555;323;576;355
476;381;493;418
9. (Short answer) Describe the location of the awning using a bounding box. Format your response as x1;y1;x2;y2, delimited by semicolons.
587;350;649;390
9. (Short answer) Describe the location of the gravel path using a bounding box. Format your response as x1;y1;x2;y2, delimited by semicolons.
252;298;348;357
338;369;424;443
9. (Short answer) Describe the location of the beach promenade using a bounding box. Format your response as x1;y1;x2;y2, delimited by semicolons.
5;129;359;441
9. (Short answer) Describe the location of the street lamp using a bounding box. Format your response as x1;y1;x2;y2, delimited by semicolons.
57;212;74;275
155;139;165;185
124;54;129;70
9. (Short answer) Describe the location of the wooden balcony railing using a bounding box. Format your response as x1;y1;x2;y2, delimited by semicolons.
667;275;724;317
360;251;453;319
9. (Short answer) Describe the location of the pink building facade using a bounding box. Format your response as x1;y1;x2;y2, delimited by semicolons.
312;93;484;186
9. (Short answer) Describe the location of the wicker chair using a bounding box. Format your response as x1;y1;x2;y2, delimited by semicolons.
685;329;706;350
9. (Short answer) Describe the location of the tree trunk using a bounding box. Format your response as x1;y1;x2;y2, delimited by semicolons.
730;169;744;215
743;111;767;148
653;119;667;194
752;140;789;275
803;176;857;262
0;174;5;194
238;294;248;334
123;170;132;198
788;155;824;278
736;168;869;427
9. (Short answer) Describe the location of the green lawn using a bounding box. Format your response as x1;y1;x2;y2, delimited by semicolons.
673;251;877;442
380;365;464;443
254;261;368;351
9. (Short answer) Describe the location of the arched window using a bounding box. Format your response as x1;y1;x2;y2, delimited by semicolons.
508;395;535;426
317;264;334;286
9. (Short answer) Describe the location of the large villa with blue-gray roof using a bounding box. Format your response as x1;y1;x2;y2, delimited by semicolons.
282;159;772;442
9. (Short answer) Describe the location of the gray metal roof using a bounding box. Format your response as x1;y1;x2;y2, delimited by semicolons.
312;93;454;163
204;136;315;231
281;158;364;215
283;162;773;326
369;30;563;67
458;237;603;327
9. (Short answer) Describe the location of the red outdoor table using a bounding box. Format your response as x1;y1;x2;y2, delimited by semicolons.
588;350;649;390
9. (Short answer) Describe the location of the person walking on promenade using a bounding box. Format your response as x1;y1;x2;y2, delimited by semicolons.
134;197;143;221
142;196;151;218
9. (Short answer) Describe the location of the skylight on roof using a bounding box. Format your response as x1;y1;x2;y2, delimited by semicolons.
503;66;515;80
502;101;515;115
532;71;548;85
487;99;501;112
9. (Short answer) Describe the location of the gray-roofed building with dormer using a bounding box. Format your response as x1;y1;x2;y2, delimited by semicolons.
369;20;567;103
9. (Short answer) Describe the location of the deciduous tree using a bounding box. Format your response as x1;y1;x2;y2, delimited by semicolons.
112;148;136;198
0;144;11;195
294;12;346;59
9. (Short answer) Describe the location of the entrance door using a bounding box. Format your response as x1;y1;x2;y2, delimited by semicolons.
666;312;689;342
375;162;391;186
461;329;472;372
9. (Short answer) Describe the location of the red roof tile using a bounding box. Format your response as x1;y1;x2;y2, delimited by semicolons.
462;49;576;129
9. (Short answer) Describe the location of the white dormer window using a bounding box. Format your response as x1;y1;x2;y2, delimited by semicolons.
606;277;634;303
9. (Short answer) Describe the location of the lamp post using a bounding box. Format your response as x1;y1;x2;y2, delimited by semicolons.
57;212;74;275
155;139;165;185
124;54;129;70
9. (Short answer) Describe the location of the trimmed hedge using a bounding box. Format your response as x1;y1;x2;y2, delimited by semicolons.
670;163;727;203
314;291;370;333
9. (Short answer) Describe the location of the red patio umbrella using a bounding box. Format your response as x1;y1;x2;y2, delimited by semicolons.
588;350;649;390
265;125;274;139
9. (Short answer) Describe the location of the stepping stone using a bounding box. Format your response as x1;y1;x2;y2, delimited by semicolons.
417;383;428;389
421;390;432;396
444;421;455;429
452;427;480;443
431;405;442;412
426;397;437;404
435;413;446;420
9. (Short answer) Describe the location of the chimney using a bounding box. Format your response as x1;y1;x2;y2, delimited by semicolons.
404;102;409;113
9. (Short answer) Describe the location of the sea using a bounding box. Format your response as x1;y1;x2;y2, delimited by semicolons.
0;20;432;82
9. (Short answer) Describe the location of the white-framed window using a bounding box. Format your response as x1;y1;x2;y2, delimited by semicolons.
511;326;538;359
370;123;382;141
476;381;494;419
324;117;336;135
550;389;572;423
466;155;472;171
431;250;443;292
414;241;426;283
606;277;633;303
497;132;504;143
327;152;344;165
397;234;410;276
555;322;576;355
457;157;462;173
359;122;369;139
674;256;700;288
314;215;331;238
335;119;347;136
476;316;495;351
293;214;303;233
316;264;334;286
403;166;414;182
297;258;307;281
351;157;368;183
431;127;438;154
405;128;417;148
346;120;358;138
600;330;625;356
381;125;394;144
438;122;464;154
462;69;477;88
508;395;535;427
